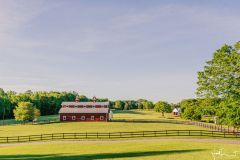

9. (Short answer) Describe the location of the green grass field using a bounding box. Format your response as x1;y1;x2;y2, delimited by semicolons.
0;110;239;160
0;110;206;137
0;139;239;160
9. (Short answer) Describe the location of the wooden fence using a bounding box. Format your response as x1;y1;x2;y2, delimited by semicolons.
187;121;239;133
0;130;239;144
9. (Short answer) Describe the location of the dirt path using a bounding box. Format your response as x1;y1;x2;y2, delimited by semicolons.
0;138;239;147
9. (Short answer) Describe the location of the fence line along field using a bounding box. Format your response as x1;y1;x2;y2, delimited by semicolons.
0;110;208;137
1;130;239;144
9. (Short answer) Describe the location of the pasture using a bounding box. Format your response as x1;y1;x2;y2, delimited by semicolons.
0;110;239;160
0;139;239;160
0;110;206;137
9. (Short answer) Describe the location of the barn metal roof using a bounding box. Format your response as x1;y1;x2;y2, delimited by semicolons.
59;107;109;114
61;102;109;106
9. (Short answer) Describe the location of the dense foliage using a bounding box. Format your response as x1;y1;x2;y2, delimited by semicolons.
13;102;40;122
154;101;172;116
0;89;82;119
0;89;157;120
178;42;240;130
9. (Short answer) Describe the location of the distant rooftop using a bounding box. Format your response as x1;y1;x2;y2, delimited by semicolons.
61;102;109;106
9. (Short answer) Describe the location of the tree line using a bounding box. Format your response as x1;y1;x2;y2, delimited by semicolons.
0;88;174;120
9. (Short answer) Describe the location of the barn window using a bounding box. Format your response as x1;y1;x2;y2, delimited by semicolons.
72;116;76;120
81;116;85;120
100;116;104;120
91;116;94;120
63;116;66;120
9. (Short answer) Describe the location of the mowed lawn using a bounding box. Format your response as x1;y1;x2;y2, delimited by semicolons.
0;139;239;160
0;110;206;137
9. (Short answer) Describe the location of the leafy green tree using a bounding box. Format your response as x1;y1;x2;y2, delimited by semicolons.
179;99;203;121
154;101;172;116
124;102;129;110
13;102;40;122
216;100;240;129
114;100;124;110
182;105;202;121
197;42;240;102
179;99;199;113
137;102;143;109
142;101;154;110
197;42;240;127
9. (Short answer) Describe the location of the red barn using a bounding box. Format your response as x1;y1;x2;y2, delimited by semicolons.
58;98;112;122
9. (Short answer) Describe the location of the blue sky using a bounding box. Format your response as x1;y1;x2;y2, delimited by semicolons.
0;0;240;102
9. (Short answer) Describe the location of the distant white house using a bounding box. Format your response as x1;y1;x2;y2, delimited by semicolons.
172;107;181;116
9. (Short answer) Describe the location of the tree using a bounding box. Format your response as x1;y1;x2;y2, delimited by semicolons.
216;100;240;130
198;98;221;122
142;101;154;110
197;42;240;128
179;99;202;121
124;102;129;110
197;42;240;102
179;99;198;114
182;106;202;121
137;102;143;109
13;102;40;122
114;100;124;110
154;101;172;116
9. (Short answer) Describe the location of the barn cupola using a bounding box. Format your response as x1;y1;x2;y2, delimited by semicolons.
75;96;80;102
93;96;97;103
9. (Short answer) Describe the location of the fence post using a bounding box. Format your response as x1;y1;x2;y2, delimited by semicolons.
97;132;98;139
6;137;8;143
41;134;43;140
189;130;190;136
86;132;87;139
109;132;110;139
166;130;168;136
29;136;30;142
52;134;53;140
154;131;157;137
177;130;179;136
212;131;213;137
224;132;226;138
63;133;65;139
18;136;20;142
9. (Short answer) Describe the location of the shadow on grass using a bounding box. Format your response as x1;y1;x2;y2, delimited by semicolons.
0;149;206;160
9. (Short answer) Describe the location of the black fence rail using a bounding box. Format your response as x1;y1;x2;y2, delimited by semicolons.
187;121;239;133
0;130;239;144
